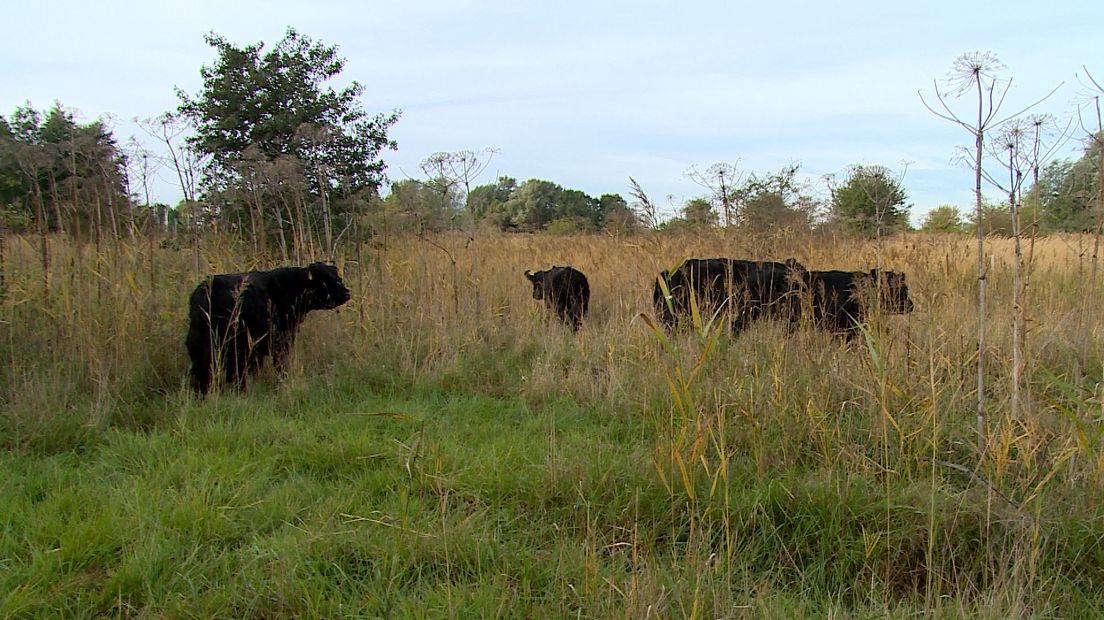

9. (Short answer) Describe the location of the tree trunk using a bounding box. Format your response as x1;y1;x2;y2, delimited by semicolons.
48;171;65;236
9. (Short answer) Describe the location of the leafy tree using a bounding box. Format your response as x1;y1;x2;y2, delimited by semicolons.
733;165;818;233
657;198;716;233
682;197;718;228
967;200;1014;236
177;28;400;199
467;176;517;221
0;117;23;210
829;165;910;236
497;179;602;231
597;193;629;225
559;188;600;226
599;193;639;233
500;179;561;230
1025;140;1101;232
920;205;966;232
0;102;128;236
381;178;457;232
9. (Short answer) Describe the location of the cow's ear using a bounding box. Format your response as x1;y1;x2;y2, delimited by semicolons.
524;270;536;281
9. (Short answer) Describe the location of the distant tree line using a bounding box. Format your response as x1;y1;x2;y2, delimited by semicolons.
0;103;135;242
1;28;1101;256
918;133;1103;236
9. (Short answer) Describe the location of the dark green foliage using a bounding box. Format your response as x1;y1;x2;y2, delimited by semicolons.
967;200;1015;236
496;179;605;231
830;165;911;236
465;176;516;219
1025;144;1101;232
176;29;400;256
597;193;635;232
921;205;966;233
658;197;718;233
682;197;717;227
0;103;129;235
178;28;399;196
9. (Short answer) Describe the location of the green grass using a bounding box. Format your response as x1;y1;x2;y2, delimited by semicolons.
1;364;1100;618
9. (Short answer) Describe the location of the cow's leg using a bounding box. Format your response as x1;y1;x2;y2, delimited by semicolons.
568;295;585;331
730;310;751;334
843;313;864;342
190;351;212;395
783;301;800;334
186;319;213;396
225;334;248;391
730;301;757;335
271;333;293;376
553;297;574;330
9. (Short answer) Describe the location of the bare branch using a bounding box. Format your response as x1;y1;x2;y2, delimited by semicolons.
1082;65;1104;94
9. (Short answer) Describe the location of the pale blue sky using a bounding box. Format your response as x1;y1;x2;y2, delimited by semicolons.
3;0;1102;223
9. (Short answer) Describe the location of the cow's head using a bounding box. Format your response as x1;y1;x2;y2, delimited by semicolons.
306;262;352;310
524;269;547;300
870;269;914;314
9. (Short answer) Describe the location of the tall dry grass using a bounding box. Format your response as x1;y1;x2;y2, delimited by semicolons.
1;228;1103;610
3;229;1102;455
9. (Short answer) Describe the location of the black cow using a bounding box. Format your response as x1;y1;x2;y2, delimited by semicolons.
524;266;590;330
186;262;351;395
653;257;806;333
799;268;913;338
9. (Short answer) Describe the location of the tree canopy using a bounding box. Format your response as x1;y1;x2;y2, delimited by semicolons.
830;165;910;236
1024;137;1101;232
177;28;400;197
920;205;966;233
494;179;609;232
0;102;128;235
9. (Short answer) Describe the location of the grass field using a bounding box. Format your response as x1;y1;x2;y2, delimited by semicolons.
1;229;1103;617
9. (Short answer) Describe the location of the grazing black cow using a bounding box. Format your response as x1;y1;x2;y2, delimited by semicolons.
524;266;590;330
799;268;913;338
653;257;806;333
186;262;351;395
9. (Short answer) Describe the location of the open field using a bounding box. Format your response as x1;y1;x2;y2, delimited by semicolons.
1;230;1103;617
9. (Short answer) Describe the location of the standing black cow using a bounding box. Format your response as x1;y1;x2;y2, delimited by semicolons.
653;257;806;333
799;268;913;338
524;266;590;331
186;262;351;395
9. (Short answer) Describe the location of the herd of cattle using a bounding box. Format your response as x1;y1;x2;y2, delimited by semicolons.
186;258;913;395
526;258;913;337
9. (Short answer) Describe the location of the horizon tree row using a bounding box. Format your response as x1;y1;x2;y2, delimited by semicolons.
1;29;1101;259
